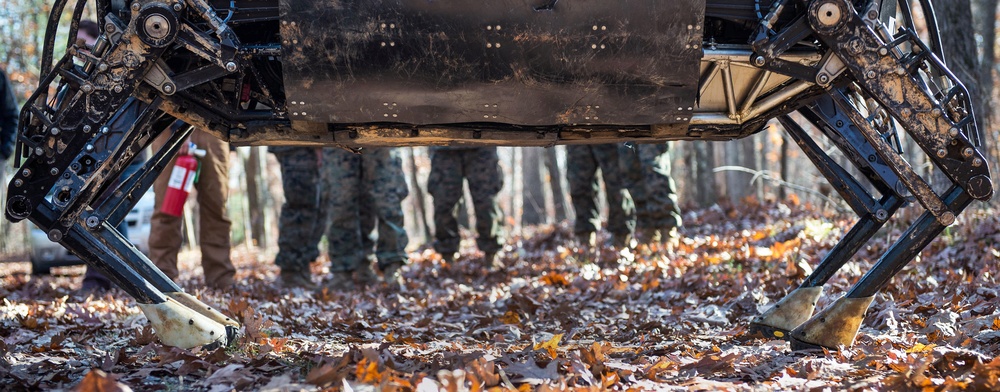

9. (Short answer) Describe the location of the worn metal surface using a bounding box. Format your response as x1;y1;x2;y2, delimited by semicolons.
279;0;705;126
751;286;823;338
808;0;992;202
790;295;875;349
137;298;230;349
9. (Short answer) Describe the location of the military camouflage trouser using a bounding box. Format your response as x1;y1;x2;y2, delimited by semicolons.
271;146;326;273
619;143;682;230
322;147;409;272
428;147;505;255
566;144;636;236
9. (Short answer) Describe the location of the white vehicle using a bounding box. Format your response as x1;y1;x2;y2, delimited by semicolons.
30;191;154;274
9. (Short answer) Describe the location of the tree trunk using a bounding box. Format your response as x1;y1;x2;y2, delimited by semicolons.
935;0;989;187
543;146;569;221
521;147;545;225
407;147;432;242
693;142;717;207
245;147;267;248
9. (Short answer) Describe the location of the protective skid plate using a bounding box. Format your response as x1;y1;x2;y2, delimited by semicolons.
279;0;705;126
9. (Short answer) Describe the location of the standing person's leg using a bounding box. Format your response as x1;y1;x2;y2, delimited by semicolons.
353;187;378;285
428;149;464;261
595;144;636;247
365;148;409;273
628;143;682;243
149;132;185;281
272;147;323;288
566;145;600;245
465;148;504;261
191;130;234;289
322;148;365;289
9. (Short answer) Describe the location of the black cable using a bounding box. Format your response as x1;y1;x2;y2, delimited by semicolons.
66;0;90;56
40;0;71;76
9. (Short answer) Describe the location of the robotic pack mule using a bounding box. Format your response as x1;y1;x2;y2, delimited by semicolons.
5;0;992;350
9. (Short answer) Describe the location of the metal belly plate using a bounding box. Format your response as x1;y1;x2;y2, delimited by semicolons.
279;0;705;126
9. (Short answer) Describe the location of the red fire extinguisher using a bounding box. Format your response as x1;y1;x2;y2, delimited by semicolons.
160;143;207;217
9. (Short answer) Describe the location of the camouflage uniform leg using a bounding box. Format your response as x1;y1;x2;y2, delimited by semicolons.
273;147;324;274
428;149;465;255
322;148;366;272
621;143;682;231
464;148;504;254
363;148;409;269
359;194;376;263
566;145;600;235
594;144;636;237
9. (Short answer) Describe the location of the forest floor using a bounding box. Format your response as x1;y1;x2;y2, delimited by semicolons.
2;199;1000;391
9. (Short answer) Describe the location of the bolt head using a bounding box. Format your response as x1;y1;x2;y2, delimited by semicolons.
226;62;238;72
98;63;109;72
86;144;94;152
105;22;116;33
936;149;947;158
866;70;876;79
973;158;983;167
131;2;140;11
21;168;31;177
949;127;959;137
50;168;59;176
752;56;766;67
83;125;91;132
173;2;182;11
13;179;23;187
878;47;888;56
162;84;174;94
50;127;60;135
963;147;975;157
81;84;93;93
818;73;830;84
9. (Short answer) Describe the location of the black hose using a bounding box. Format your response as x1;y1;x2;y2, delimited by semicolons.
66;0;90;56
40;0;70;76
917;0;944;64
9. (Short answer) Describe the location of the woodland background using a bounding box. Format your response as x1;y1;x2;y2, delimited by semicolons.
2;1;1000;391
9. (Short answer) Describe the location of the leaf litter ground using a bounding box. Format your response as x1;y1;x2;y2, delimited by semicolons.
2;200;1000;391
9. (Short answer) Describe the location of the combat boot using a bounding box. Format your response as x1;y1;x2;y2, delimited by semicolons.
576;231;597;247
484;251;503;272
381;261;405;289
355;264;378;288
612;233;635;249
323;271;355;292
279;269;318;290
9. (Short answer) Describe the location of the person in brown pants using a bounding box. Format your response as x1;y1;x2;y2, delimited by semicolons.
149;125;235;289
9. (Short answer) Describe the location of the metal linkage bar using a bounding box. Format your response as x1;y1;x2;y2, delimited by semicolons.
750;105;906;338
790;186;972;349
830;89;953;225
92;121;195;294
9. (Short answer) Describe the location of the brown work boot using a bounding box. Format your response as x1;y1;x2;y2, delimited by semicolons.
323;271;355;292
381;261;405;289
355;264;378;288
279;269;317;290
